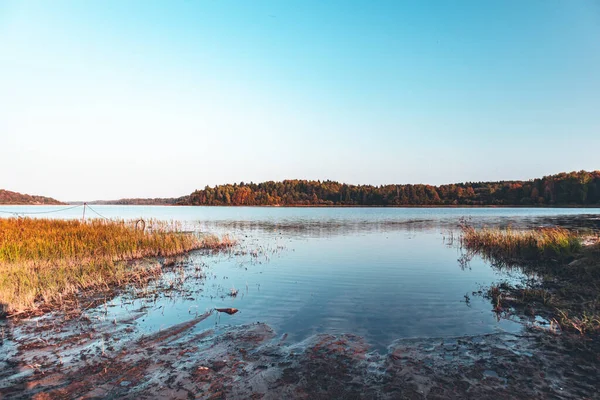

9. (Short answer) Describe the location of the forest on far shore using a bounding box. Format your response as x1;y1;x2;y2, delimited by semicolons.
179;171;600;207
21;170;597;207
0;189;64;205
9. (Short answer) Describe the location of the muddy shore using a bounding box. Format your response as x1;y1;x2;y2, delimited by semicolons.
2;222;600;399
1;301;599;399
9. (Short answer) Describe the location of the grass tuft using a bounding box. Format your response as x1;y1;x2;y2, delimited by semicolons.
461;226;582;263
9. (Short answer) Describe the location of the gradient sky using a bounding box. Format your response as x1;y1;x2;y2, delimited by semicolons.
1;1;599;201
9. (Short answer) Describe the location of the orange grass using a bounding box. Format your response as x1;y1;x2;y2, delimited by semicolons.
461;226;582;262
0;218;234;314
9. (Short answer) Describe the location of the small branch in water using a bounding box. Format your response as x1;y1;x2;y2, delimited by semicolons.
215;308;239;315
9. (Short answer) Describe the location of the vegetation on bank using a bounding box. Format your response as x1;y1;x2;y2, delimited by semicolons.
0;189;64;205
176;170;600;207
461;226;600;335
0;218;234;314
461;227;582;263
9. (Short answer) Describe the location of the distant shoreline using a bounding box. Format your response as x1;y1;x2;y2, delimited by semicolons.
3;203;597;209
4;170;600;209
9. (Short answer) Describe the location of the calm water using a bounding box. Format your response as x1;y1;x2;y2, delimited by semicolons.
2;206;599;350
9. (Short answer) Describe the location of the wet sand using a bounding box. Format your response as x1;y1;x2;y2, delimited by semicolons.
1;304;598;399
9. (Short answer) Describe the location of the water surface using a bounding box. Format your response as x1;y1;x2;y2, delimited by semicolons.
2;206;599;350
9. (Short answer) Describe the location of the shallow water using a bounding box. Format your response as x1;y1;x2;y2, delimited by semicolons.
2;206;599;351
130;229;525;352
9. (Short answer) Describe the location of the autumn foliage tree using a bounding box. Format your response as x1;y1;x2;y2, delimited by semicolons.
179;171;600;207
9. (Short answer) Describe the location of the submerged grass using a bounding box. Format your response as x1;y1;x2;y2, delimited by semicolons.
0;218;234;314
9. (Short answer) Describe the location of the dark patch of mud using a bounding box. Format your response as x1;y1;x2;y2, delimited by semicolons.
1;310;598;399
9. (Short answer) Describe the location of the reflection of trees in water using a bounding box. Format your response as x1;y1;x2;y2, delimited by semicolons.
199;219;438;238
199;214;600;239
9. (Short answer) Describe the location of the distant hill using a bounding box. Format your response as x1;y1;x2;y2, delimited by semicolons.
84;197;183;206
180;170;600;207
81;170;600;207
0;189;64;205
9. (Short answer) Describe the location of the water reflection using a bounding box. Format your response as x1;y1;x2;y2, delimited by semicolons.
2;208;598;353
198;218;437;239
88;227;528;352
198;213;600;239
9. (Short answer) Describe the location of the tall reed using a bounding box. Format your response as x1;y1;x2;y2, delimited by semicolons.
0;218;233;314
461;226;582;262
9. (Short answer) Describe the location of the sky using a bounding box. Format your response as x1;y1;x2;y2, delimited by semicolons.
1;1;599;201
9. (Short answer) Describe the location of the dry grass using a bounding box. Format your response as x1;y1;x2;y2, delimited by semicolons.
0;218;234;314
462;226;600;335
461;226;582;263
200;233;236;251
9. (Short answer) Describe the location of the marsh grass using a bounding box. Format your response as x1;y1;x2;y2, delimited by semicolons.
462;226;600;335
461;226;582;263
0;218;234;314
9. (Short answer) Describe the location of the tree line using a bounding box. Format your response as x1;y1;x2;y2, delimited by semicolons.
0;189;64;205
178;171;600;207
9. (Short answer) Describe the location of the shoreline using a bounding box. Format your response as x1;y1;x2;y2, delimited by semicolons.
3;203;600;209
2;298;598;399
1;217;598;398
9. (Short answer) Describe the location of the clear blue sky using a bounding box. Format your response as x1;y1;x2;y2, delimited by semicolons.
1;1;599;201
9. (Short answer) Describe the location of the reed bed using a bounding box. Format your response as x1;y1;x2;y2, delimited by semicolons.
461;226;582;262
462;226;600;334
0;218;234;314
